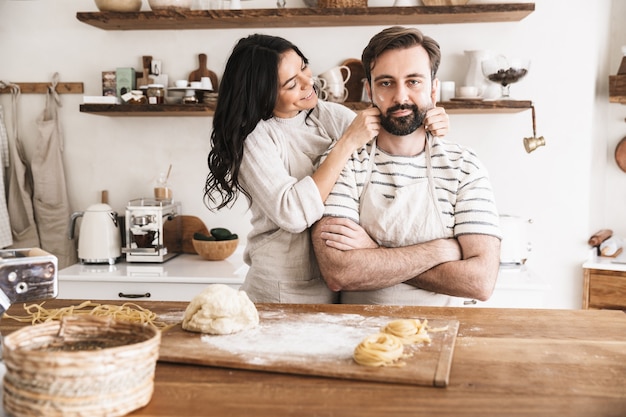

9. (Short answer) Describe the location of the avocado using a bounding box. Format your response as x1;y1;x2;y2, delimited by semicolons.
210;228;232;240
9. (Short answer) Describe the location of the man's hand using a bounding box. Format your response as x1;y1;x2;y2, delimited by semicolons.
318;217;379;251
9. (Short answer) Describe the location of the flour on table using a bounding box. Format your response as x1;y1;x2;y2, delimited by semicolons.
200;311;394;363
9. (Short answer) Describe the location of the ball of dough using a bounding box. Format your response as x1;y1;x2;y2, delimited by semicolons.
182;284;259;335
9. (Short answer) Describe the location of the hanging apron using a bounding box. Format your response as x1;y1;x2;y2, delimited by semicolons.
0;105;14;248
30;74;78;269
340;137;460;306
4;82;40;250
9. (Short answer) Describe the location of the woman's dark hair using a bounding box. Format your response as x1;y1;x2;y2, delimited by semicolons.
204;34;309;210
361;26;441;83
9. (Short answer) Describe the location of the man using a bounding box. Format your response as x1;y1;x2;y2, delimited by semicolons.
311;26;501;306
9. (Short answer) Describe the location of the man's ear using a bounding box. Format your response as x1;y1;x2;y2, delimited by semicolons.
431;78;439;106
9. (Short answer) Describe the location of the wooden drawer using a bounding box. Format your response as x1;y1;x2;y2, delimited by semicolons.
583;269;626;310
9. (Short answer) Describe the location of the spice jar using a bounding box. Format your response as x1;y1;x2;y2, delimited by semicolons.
127;90;147;105
146;84;165;104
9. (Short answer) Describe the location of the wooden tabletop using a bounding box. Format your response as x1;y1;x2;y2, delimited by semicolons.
2;300;625;417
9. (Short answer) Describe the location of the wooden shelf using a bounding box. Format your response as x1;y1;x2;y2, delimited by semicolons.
609;75;626;104
76;3;534;30
80;100;532;117
80;103;215;117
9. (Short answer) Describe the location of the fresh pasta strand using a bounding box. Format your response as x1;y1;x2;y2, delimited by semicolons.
3;301;172;330
382;319;431;345
353;333;405;367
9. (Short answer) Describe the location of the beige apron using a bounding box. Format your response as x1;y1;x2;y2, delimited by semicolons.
340;137;460;306
5;83;40;250
30;74;78;269
241;113;338;304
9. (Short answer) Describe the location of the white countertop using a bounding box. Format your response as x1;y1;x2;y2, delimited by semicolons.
59;246;249;285
582;249;626;272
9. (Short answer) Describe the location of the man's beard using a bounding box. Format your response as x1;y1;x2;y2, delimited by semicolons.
380;103;428;136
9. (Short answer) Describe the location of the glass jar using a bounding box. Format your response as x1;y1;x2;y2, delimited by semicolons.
146;84;165;104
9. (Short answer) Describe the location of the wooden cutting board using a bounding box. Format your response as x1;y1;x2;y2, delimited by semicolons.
159;309;459;387
163;215;210;254
341;58;366;103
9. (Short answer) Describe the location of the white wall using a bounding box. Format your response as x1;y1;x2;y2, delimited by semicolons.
0;0;622;308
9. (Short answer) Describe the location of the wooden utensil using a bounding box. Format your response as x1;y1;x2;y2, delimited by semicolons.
341;58;366;103
163;215;210;254
188;53;218;91
615;136;626;172
136;55;154;88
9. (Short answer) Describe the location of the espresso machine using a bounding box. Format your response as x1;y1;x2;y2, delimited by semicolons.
123;198;182;263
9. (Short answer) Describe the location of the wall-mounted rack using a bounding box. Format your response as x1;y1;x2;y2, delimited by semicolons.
0;82;84;95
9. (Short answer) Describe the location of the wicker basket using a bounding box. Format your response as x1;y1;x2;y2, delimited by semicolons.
318;0;367;8
192;238;239;261
421;0;470;5
2;315;161;417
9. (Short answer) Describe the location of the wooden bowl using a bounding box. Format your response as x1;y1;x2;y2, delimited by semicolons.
192;238;239;261
421;0;469;5
94;0;142;12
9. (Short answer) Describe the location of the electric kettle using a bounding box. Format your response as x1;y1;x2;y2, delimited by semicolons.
68;203;122;265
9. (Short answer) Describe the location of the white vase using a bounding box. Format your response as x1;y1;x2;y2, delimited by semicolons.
463;50;493;98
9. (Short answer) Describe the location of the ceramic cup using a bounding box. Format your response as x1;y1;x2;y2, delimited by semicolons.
458;85;479;98
201;77;213;90
318;65;351;87
175;79;188;88
190;81;202;88
323;83;349;103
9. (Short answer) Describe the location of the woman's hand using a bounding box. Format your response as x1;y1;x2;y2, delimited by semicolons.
318;217;379;251
424;106;449;138
342;107;381;150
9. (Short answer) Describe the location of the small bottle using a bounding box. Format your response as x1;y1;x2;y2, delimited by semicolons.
146;84;165;104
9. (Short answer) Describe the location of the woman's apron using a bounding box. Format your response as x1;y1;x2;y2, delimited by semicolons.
340;137;460;306
30;74;78;269
241;113;338;304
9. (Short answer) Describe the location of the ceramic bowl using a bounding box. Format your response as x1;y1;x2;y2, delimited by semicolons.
192;238;238;261
94;0;142;12
148;0;193;10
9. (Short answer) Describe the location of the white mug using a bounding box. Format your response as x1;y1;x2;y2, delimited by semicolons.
323;85;349;103
201;77;213;90
319;65;351;86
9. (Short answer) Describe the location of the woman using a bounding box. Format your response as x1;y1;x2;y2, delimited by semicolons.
204;34;449;303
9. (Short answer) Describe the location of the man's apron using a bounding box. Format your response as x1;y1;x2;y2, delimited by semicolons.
340;137;460;306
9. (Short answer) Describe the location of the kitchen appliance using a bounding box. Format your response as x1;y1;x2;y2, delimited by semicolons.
499;214;532;265
68;203;122;265
0;248;58;317
123;198;182;263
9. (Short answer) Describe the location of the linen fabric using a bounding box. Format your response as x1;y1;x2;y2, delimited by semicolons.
239;100;355;303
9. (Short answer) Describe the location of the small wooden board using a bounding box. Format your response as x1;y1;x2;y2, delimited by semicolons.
159;309;459;387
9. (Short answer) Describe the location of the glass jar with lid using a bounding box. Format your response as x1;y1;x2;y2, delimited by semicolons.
128;90;147;105
146;84;165;104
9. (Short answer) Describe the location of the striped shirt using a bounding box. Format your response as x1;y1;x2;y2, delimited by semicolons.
323;136;501;243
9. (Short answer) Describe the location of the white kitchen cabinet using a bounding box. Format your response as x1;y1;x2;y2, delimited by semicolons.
463;265;549;308
58;249;248;302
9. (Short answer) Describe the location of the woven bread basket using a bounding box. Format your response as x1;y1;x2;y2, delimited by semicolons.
318;0;367;8
2;315;161;417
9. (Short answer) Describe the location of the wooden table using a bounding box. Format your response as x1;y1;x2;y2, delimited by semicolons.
2;300;625;417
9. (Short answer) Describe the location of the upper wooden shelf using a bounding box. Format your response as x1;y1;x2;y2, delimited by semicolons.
80;100;532;117
76;3;535;30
